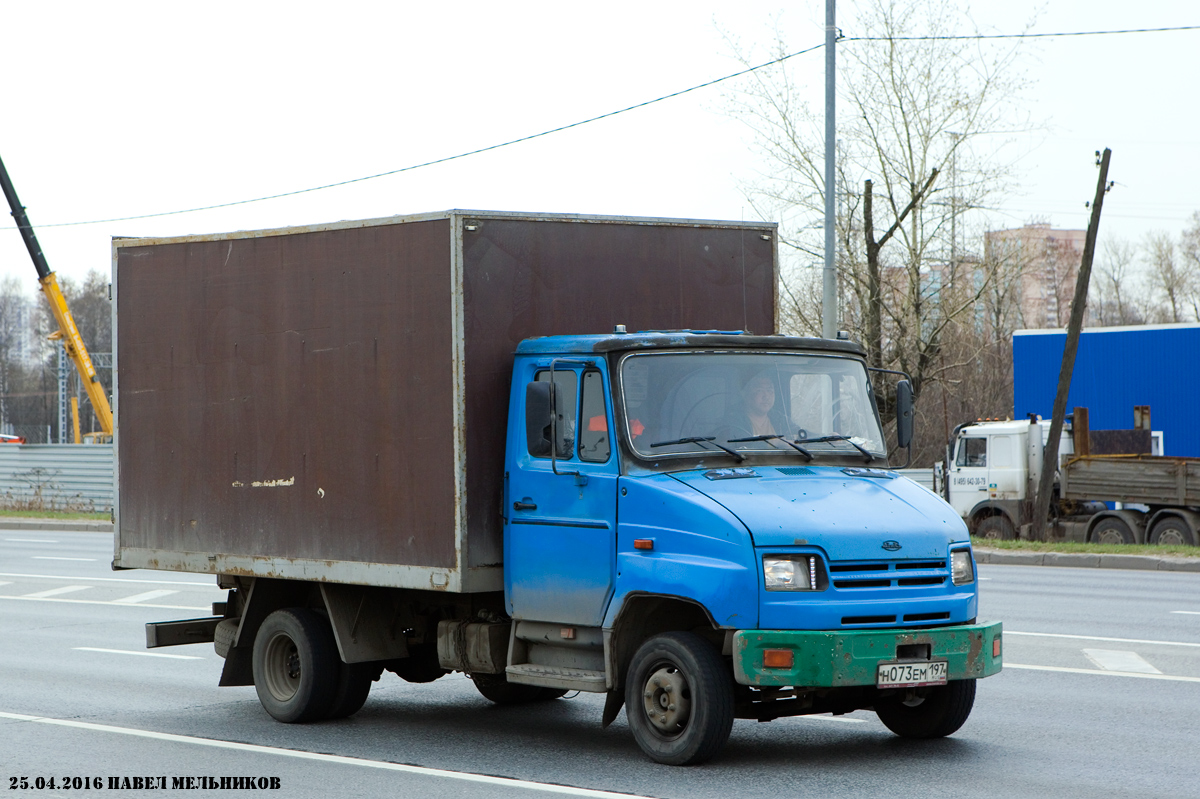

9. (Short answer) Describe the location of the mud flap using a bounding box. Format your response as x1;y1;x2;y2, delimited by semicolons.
601;689;624;728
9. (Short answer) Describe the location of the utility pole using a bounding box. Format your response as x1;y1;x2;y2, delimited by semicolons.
821;0;837;339
1030;149;1112;541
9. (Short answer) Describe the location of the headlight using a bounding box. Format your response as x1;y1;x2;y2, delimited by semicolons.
951;549;975;586
764;555;825;591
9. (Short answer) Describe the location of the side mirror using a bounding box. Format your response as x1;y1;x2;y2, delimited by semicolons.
895;380;914;449
525;381;554;457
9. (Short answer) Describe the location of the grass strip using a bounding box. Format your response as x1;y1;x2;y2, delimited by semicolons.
975;539;1200;558
0;509;110;521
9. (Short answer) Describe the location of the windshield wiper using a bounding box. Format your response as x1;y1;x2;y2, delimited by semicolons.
800;435;876;463
728;434;813;461
650;436;745;462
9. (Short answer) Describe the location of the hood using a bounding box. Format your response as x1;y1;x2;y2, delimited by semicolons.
671;466;966;561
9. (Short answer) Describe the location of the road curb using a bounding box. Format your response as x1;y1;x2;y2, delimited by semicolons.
0;519;113;533
975;547;1200;572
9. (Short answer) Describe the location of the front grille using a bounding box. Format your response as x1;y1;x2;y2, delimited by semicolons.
834;578;891;589
898;577;945;587
825;558;950;589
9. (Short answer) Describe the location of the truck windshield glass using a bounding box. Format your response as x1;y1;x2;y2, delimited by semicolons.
620;352;885;460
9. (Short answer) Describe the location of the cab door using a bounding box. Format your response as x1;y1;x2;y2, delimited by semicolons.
949;435;989;518
505;364;619;626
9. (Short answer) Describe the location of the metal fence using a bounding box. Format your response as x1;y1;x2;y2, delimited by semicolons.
0;444;113;512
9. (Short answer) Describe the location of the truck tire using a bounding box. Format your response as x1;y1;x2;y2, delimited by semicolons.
325;662;379;720
252;608;339;723
875;678;976;738
213;618;239;659
624;631;734;766
1090;517;1135;545
1149;516;1197;546
471;672;552;704
974;516;1015;541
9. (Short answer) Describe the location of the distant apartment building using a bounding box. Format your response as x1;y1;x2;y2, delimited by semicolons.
985;223;1086;329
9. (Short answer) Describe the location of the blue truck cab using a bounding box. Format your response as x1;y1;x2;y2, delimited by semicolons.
500;330;1001;764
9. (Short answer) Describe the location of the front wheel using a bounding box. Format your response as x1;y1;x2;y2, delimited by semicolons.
875;679;976;738
974;516;1015;541
624;632;734;766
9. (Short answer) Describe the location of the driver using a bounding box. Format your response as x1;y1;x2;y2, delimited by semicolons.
728;372;786;438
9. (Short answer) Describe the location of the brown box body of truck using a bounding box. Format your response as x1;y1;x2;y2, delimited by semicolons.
113;210;776;591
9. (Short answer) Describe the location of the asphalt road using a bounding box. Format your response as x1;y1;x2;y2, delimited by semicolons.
2;531;1198;798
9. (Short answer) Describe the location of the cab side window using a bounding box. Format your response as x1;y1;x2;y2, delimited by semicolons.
578;370;610;463
956;437;987;467
531;370;578;459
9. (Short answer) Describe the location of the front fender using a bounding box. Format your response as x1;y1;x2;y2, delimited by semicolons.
604;474;757;629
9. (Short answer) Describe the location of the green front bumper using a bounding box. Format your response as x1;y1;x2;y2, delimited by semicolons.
733;621;1003;687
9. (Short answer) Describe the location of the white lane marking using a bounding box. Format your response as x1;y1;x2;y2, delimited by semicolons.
1082;649;1162;674
32;556;96;562
1007;631;1200;649
0;595;209;611
1004;663;1200;683
0;711;654;798
22;585;92;599
74;647;202;661
0;572;217;587
978;577;993;581
0;581;10;586
5;538;59;543
794;714;866;724
112;590;179;604
1171;611;1200;616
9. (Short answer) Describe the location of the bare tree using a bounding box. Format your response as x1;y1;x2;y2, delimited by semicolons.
1143;231;1195;323
1089;239;1145;326
723;0;1033;458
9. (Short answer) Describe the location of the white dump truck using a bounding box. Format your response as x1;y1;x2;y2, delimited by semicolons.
943;415;1196;545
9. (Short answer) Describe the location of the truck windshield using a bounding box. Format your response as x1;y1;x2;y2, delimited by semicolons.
619;352;886;461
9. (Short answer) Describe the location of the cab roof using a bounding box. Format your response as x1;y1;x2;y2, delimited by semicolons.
515;331;866;357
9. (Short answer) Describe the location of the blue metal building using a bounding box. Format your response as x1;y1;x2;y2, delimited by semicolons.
1013;323;1200;457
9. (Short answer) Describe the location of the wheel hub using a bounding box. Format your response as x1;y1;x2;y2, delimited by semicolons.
642;666;691;734
262;632;301;701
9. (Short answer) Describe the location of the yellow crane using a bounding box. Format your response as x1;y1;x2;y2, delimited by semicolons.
0;153;113;440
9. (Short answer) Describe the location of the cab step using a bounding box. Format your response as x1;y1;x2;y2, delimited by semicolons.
506;664;607;693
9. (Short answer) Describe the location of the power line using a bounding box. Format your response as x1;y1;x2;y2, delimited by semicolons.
846;24;1200;42
13;44;826;230
4;24;1198;230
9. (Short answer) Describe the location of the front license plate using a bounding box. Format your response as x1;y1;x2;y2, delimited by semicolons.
876;660;948;688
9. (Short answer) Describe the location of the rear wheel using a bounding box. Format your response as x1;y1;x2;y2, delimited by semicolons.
1091;517;1136;545
252;608;339;723
624;632;734;766
1149;516;1197;546
974;516;1015;541
875;679;976;738
326;661;379;720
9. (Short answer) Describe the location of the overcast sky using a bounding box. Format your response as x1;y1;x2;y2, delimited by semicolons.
1;1;1196;294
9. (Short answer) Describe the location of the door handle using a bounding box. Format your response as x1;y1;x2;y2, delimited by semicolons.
513;501;537;511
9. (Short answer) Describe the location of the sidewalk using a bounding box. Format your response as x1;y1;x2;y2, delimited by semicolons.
974;546;1200;573
0;518;113;533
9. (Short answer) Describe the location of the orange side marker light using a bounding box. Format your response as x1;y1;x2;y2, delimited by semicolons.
763;649;794;669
